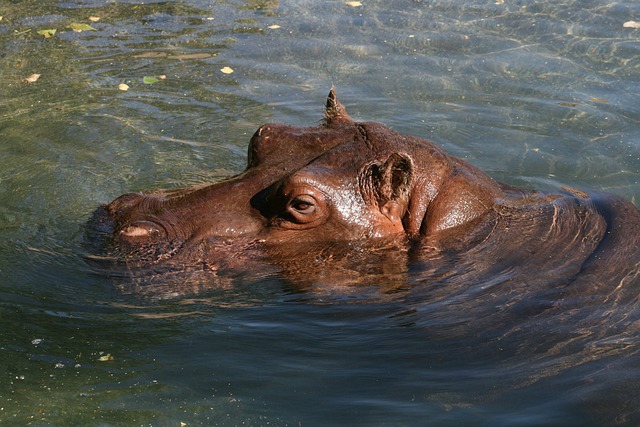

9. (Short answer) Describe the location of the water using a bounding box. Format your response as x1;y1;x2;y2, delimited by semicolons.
1;0;639;425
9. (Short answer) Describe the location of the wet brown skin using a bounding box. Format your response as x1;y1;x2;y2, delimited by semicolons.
86;90;640;423
88;89;640;297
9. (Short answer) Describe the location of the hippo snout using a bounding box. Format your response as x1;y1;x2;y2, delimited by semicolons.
86;194;170;252
104;193;178;243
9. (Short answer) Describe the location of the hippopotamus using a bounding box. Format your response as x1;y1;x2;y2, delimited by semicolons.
88;89;640;301
87;89;640;423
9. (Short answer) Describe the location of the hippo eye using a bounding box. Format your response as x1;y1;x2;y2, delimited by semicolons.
274;180;328;229
289;195;316;215
279;193;327;227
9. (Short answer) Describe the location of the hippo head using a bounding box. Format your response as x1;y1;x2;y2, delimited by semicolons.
88;90;507;294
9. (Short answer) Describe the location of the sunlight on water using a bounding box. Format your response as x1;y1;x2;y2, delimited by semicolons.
1;0;639;425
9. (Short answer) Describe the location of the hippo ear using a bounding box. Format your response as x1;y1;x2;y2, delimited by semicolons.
376;153;412;203
362;153;413;219
324;87;353;123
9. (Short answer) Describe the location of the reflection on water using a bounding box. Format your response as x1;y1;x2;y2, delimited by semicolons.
1;0;639;425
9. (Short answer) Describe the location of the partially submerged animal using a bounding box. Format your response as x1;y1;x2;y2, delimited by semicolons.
88;89;639;299
86;89;640;424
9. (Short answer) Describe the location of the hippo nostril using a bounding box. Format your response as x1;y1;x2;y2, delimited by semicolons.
121;226;153;237
119;221;165;239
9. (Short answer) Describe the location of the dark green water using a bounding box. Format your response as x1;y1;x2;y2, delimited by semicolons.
1;0;639;425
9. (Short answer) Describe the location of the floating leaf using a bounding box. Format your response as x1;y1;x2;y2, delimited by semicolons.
143;76;160;84
345;1;362;6
69;22;97;32
118;83;129;91
98;353;114;362
37;29;57;38
623;21;640;29
220;66;234;74
22;73;41;83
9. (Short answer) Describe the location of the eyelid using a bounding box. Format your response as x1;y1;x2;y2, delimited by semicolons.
284;183;325;204
290;194;316;210
275;185;328;227
287;194;317;218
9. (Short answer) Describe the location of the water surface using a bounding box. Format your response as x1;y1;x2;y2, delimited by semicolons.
1;0;639;425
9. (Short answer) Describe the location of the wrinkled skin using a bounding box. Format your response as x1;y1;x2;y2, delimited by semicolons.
88;89;639;299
